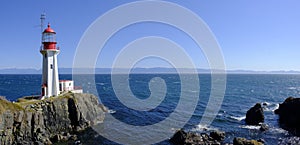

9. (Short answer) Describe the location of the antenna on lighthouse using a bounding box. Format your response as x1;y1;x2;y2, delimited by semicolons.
40;12;46;33
40;12;46;49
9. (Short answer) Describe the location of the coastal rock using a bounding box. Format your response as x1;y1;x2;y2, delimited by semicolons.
169;130;224;145
233;137;263;145
245;103;264;125
0;93;107;144
210;131;225;141
169;129;187;145
275;97;300;135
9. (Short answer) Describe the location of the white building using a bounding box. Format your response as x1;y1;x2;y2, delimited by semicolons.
59;80;83;94
40;23;82;99
40;23;60;98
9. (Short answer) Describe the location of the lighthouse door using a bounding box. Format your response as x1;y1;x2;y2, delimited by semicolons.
41;86;46;96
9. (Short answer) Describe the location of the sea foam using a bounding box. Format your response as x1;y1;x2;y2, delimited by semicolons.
240;125;260;130
230;115;246;121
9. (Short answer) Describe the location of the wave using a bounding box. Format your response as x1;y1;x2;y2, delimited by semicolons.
240;125;260;130
288;86;299;90
108;109;116;114
191;124;218;132
262;102;270;106
216;111;245;122
262;102;279;112
241;124;288;135
229;115;246;121
269;127;288;134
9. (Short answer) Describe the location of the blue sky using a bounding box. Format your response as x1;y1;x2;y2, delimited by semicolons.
0;0;300;71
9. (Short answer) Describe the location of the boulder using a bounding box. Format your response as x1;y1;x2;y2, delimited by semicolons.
169;130;224;145
275;97;300;135
233;137;263;145
169;130;187;145
245;103;264;125
210;131;225;141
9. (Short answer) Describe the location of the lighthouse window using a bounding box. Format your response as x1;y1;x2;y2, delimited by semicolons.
50;64;53;69
42;33;56;42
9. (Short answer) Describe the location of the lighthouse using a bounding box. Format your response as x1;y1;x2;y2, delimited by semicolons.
40;23;60;98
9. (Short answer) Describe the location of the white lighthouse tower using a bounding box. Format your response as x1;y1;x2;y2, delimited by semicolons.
40;23;60;99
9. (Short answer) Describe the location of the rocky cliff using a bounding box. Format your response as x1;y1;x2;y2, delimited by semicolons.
0;93;107;145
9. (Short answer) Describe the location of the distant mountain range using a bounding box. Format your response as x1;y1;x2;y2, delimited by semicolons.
0;68;300;74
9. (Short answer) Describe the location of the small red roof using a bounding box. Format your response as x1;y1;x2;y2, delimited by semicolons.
43;23;56;33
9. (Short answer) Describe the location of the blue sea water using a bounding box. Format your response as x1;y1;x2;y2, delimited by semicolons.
1;74;300;144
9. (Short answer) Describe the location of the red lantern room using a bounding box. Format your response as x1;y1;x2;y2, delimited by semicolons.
42;23;57;50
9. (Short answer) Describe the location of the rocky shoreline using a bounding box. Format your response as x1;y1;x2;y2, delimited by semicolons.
169;129;264;145
0;93;107;145
1;94;300;144
169;97;300;145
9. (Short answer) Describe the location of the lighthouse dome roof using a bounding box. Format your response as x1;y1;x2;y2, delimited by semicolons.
43;23;56;33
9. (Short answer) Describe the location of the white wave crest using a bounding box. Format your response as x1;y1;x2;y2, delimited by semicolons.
230;115;246;121
263;103;279;112
191;124;218;132
269;127;288;134
108;109;116;114
288;87;297;90
262;102;270;106
240;125;260;130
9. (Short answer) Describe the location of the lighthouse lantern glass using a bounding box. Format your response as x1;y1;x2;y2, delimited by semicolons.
42;32;56;43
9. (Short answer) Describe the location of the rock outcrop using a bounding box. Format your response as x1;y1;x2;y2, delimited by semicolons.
210;131;225;141
245;103;264;125
169;129;225;145
233;137;263;145
0;93;107;145
275;97;300;135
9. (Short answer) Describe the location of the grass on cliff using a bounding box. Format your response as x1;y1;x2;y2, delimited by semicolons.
0;99;24;114
16;93;75;107
0;93;77;114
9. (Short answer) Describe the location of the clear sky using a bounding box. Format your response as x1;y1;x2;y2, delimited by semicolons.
0;0;300;71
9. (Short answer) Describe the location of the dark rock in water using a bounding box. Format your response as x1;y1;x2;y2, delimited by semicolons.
233;137;263;145
169;129;187;145
275;97;300;135
210;131;225;141
245;103;264;125
259;123;269;132
0;93;107;144
169;129;224;145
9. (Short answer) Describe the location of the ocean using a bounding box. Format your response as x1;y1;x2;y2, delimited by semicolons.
1;74;300;144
